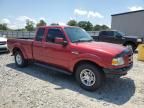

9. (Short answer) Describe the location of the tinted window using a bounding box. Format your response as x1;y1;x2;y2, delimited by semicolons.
100;31;106;36
35;28;45;41
46;28;65;43
115;31;124;37
100;31;114;36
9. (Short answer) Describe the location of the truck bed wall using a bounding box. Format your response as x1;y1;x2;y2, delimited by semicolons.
7;39;34;59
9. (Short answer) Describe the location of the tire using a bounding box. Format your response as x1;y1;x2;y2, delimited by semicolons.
14;51;28;67
125;43;136;52
75;63;103;91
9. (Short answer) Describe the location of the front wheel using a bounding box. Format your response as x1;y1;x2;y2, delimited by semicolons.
75;63;103;91
14;51;28;67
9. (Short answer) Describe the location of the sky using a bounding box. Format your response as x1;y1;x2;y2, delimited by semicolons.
0;0;144;29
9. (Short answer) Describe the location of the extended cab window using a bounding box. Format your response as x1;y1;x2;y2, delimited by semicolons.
100;31;114;36
46;28;65;43
35;28;45;41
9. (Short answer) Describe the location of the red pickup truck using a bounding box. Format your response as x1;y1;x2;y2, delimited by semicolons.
7;26;133;91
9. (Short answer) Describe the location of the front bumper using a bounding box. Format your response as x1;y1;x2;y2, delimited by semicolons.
0;44;8;52
103;63;133;78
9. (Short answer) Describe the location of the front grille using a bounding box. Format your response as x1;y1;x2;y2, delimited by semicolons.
128;54;133;64
0;41;6;45
0;48;7;51
118;49;133;65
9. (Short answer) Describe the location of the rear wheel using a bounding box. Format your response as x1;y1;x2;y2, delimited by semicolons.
75;63;103;91
14;51;28;67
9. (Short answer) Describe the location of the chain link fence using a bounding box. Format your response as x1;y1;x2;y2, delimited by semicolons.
0;30;99;39
0;31;35;38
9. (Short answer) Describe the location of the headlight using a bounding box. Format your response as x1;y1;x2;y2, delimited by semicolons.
112;57;124;66
137;38;142;42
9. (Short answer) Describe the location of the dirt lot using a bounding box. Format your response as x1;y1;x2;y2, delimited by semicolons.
0;53;144;108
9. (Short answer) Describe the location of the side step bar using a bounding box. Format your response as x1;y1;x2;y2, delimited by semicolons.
34;62;72;75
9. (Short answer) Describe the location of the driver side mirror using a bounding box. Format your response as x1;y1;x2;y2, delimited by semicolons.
55;37;68;46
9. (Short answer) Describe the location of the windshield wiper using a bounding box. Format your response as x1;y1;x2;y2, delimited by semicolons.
86;39;94;42
72;39;86;43
73;39;94;43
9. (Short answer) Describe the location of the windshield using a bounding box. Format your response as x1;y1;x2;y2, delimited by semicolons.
117;31;125;36
64;27;93;43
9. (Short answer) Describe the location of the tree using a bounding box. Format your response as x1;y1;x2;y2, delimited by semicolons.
93;24;110;31
67;20;77;26
101;25;109;30
93;25;101;31
50;23;59;26
15;28;26;31
77;21;93;31
78;21;88;30
0;23;8;30
25;20;35;31
36;20;47;27
86;21;93;31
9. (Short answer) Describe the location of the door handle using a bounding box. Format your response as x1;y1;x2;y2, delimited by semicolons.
71;51;79;55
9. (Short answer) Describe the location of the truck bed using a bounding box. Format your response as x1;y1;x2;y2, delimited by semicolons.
7;38;34;59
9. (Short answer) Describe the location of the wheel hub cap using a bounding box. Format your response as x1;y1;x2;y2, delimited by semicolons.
80;69;96;86
16;54;22;65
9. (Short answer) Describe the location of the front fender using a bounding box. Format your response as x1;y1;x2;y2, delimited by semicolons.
70;53;107;72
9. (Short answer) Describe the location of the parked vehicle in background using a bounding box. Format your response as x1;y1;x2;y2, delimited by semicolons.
0;34;8;53
7;26;133;91
91;30;143;51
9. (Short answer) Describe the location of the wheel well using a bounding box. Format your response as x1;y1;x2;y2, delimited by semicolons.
73;60;103;75
12;47;22;55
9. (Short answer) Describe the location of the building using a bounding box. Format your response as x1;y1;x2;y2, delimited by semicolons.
111;10;144;37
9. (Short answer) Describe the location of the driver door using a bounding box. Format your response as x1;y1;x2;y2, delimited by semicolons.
42;28;72;69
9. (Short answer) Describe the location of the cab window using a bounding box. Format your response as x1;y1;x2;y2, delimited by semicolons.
100;31;114;36
46;28;66;43
35;28;45;41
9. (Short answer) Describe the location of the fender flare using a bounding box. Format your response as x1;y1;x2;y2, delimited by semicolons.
12;43;28;59
69;53;106;72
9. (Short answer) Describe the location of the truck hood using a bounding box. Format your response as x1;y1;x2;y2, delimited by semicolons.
73;42;127;57
0;37;7;41
124;36;140;39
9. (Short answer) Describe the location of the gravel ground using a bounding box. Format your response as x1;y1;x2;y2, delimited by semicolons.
0;53;144;108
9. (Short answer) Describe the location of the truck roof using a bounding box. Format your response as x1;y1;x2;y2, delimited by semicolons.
38;25;77;29
99;30;119;32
